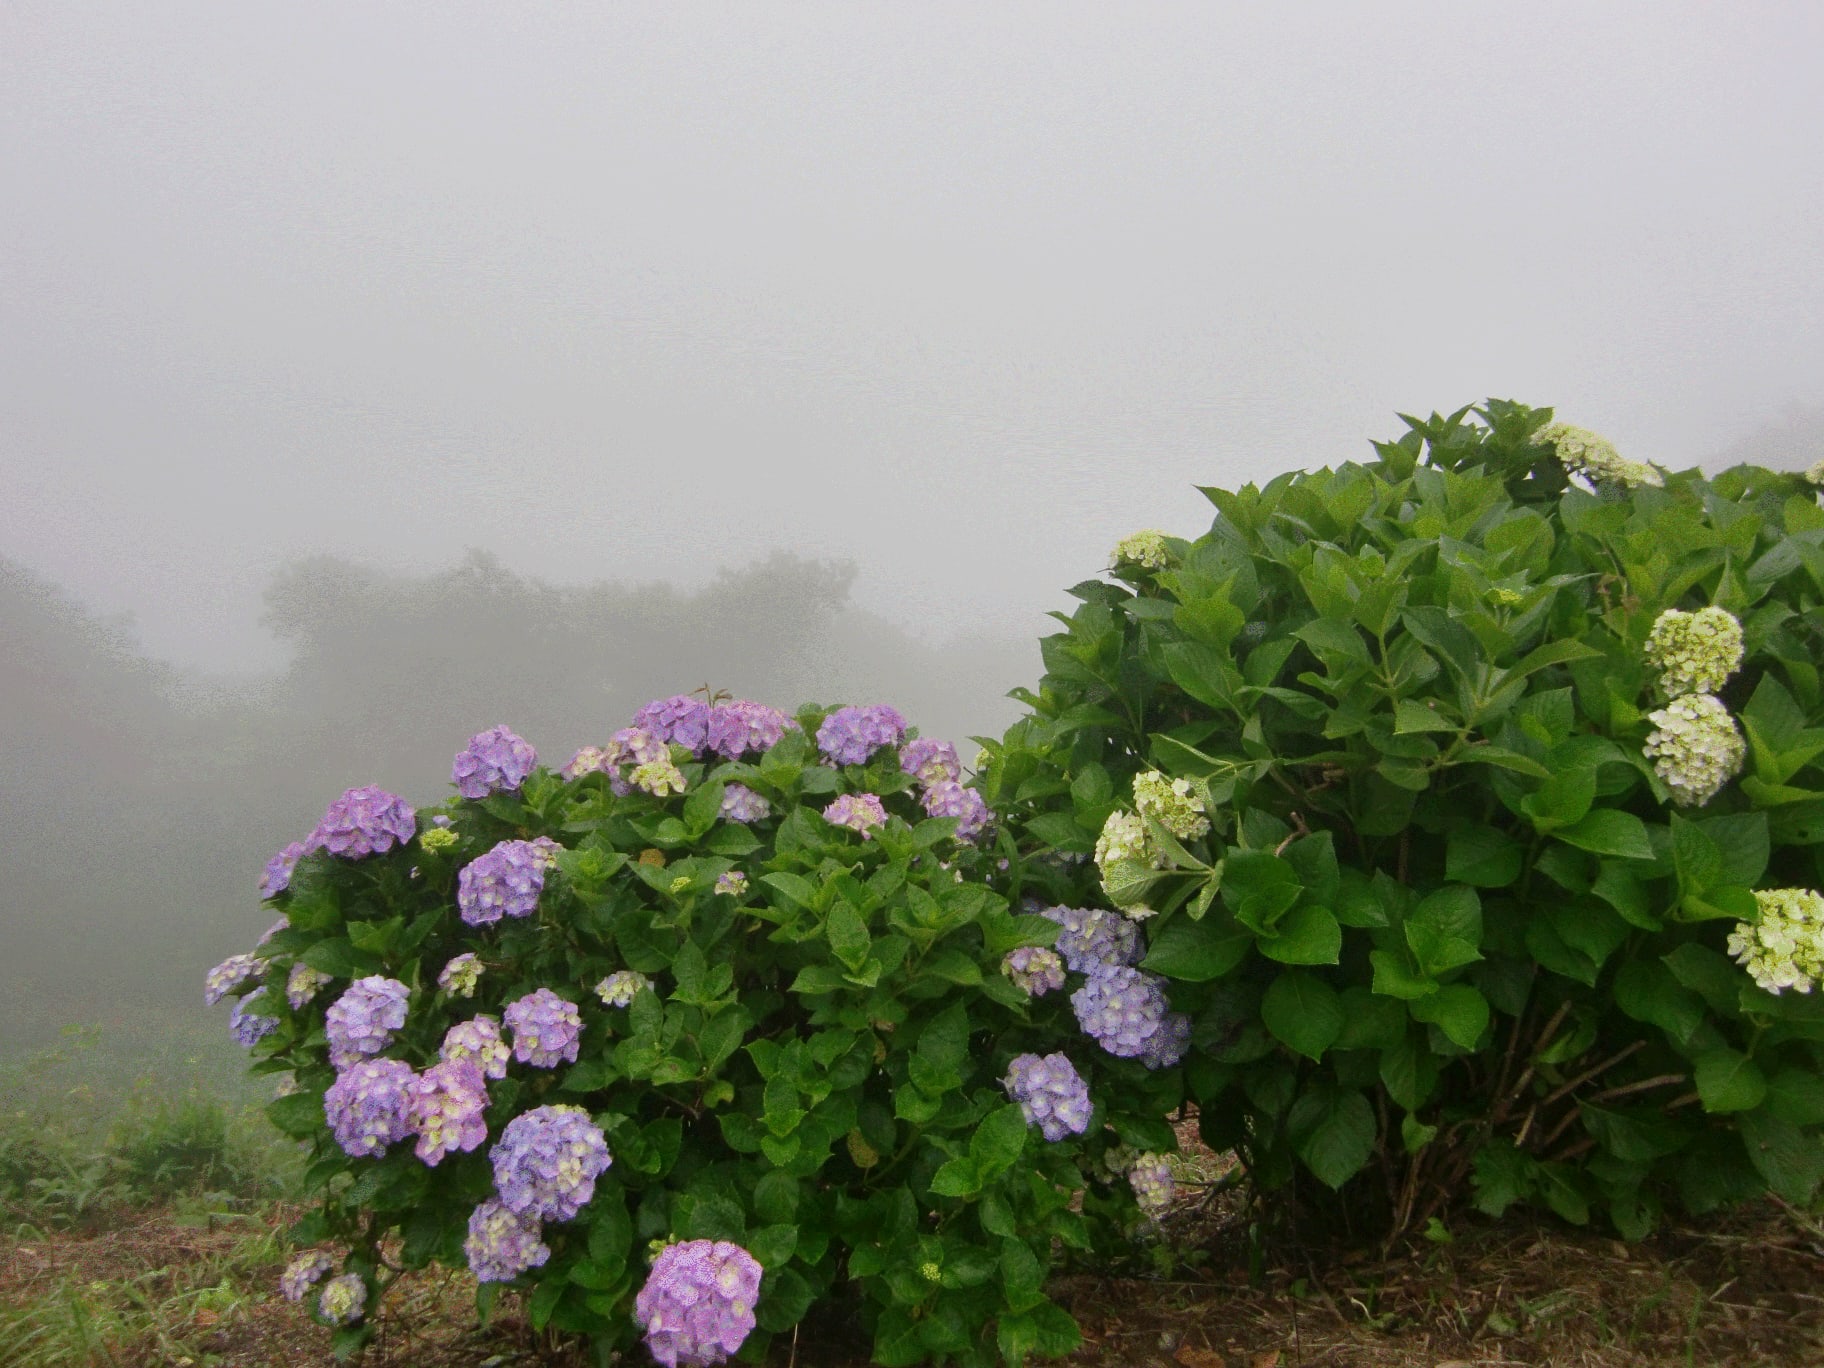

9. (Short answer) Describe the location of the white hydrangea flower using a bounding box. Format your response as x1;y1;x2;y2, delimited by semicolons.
1132;770;1210;841
1806;458;1824;487
1094;809;1153;872
1111;529;1171;571
1642;693;1745;806
1644;606;1743;696
1728;888;1824;995
1535;421;1664;490
630;758;686;797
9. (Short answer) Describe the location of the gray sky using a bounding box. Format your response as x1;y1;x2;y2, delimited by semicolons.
4;2;1821;675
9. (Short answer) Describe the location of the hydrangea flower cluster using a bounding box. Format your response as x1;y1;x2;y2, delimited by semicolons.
922;779;992;842
1131;770;1210;841
1645;606;1744;696
719;783;770;823
595;970;653;1007
465;1198;551;1282
705;700;794;759
1111;529;1171;570
1041;905;1140;975
1808;458;1824;487
1071;966;1186;1067
815;704;907;765
1535;421;1664;490
634;695;712;751
900;737;962;787
457;839;547;926
419;825;458;853
634;1239;764;1368
438;952;483;996
1643;693;1746;807
631;757;687;797
1127;1151;1175;1216
823;792;888;838
323;1057;417;1157
1728;887;1824;994
286;962;331;1009
260;841;307;897
317;1272;367;1326
407;1058;490;1165
1003;1052;1093;1141
561;745;608;780
1001;946;1066;996
325;976;410;1067
229;992;279;1047
715;870;748;897
1094;809;1164;904
491;1105;613;1221
205;952;264;1007
452;725;537;799
305;785;416;859
441;1015;510;1079
503;988;583;1068
279;1250;334;1303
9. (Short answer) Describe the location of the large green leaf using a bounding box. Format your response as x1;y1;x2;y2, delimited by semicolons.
1295;1089;1376;1189
1141;912;1252;981
1261;972;1344;1061
1408;983;1490;1049
1554;809;1653;860
1693;1048;1767;1113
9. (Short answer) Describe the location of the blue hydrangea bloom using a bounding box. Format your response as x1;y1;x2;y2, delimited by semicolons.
205;953;264;1007
325;976;410;1067
1072;966;1173;1060
259;841;307;898
633;696;712;753
1003;1052;1092;1141
457;839;546;926
815;704;907;765
452;725;537;799
635;1239;764;1368
228;991;279;1047
1042;906;1140;975
305;786;416;859
490;1104;612;1221
503;988;582;1068
465;1198;551;1282
323;1057;417;1158
407;1058;490;1165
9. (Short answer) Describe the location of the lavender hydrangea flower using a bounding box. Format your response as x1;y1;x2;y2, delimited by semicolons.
1142;1011;1191;1070
715;870;748;897
1002;947;1066;996
562;745;608;780
503;988;583;1068
457;839;546;926
823;792;887;839
229;991;279;1047
1041;906;1141;975
705;700;794;759
528;835;563;871
1128;1152;1175;1215
260;841;307;898
921;780;992;842
323;1057;417;1158
635;1239;765;1368
465;1198;551;1282
815;704;907;766
634;696;712;753
204;953;264;1007
407;1058;490;1165
325;976;410;1067
900;737;962;787
279;1250;335;1303
305;786;416;859
257;917;288;947
606;726;669;768
287;962;331;1009
451;724;537;799
438;952;484;997
490;1104;612;1221
317;1272;367;1326
719;783;770;823
595;970;654;1007
1003;1052;1093;1141
1072;966;1174;1061
441;1015;511;1080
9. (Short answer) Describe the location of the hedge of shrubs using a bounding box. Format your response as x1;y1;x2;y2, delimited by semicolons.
206;401;1824;1363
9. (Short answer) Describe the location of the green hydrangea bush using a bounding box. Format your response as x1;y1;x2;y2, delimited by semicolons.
980;401;1824;1242
206;698;1140;1365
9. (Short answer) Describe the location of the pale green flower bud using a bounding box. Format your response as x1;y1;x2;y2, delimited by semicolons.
1644;606;1743;696
1111;529;1171;571
1132;769;1210;841
419;826;458;853
1535;421;1664;490
630;758;686;798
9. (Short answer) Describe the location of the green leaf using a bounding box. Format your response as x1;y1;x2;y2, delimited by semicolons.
918;950;983;986
1670;814;1724;893
1555;809;1653;860
928;1157;980;1198
1142;911;1252;981
1261;972;1344;1061
1765;1070;1824;1126
1256;903;1342;965
1693;1048;1767;1113
266;1092;324;1139
1404;885;1483;977
302;937;381;979
968;1105;1029;1180
1369;949;1438;1000
1739;1109;1824;1205
1446;826;1522;888
825;902;872;971
1296;1089;1376;1190
1520;766;1597;832
1380;1033;1440;1111
1394;698;1458;734
1408;983;1489;1049
761;871;819;909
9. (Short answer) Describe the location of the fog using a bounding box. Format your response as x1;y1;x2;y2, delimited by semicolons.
2;5;1822;1055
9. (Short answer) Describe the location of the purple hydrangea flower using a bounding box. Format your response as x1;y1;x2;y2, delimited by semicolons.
1128;1152;1175;1215
490;1104;612;1221
257;918;288;947
503;988;583;1068
465;1198;551;1282
562;745;608;780
705;700;794;759
323;1057;417;1158
452;725;537;799
1004;1052;1093;1141
325;976;410;1068
260;841;307;898
205;953;264;1007
528;835;563;871
407;1058;490;1165
279;1250;335;1303
1042;906;1140;975
457;839;546;926
921;780;992;842
1142;1011;1191;1071
229;991;279;1047
815;704;907;766
605;726;669;794
438;952;484;997
633;696;712;753
900;738;962;787
635;1239;765;1368
317;1272;367;1325
287;962;331;1009
1072;966;1174;1061
305;786;416;860
719;783;771;824
441;1015;511;1080
714;870;748;897
1002;947;1066;996
823;792;887;839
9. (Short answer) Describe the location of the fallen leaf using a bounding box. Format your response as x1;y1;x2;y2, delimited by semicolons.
193;1308;219;1328
1173;1345;1224;1368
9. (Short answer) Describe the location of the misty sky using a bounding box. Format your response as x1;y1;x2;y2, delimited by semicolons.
4;2;1821;676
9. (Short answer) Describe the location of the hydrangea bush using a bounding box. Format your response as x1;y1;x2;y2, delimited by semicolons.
209;704;1143;1364
980;400;1824;1241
